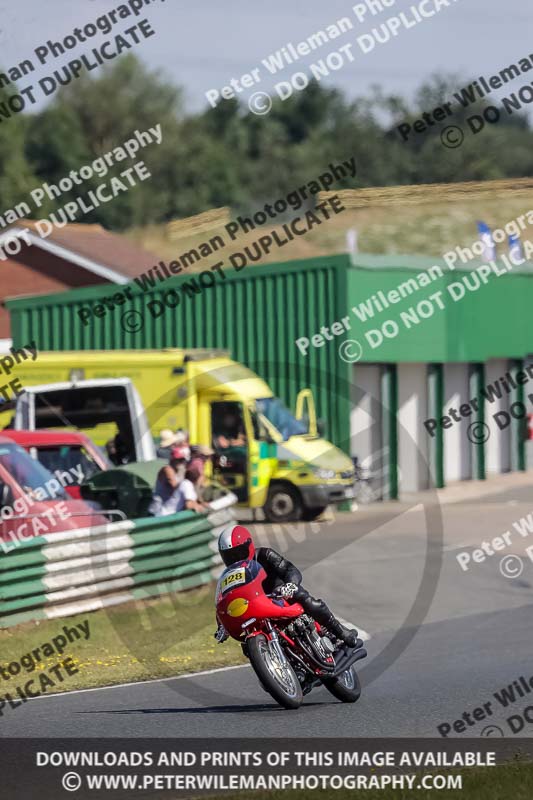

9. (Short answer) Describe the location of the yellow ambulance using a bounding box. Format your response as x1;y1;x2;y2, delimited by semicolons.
2;349;355;522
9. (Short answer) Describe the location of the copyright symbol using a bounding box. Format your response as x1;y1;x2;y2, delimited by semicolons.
339;339;363;364
467;422;490;444
248;92;272;116
480;725;505;737
500;555;524;580
62;772;82;792
441;125;464;149
121;310;144;333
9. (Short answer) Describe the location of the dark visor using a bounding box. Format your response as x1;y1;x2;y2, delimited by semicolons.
221;540;251;566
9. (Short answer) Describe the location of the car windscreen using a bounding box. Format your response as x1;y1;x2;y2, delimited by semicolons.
31;386;136;463
36;445;102;483
33;386;131;429
0;443;68;500
256;397;307;440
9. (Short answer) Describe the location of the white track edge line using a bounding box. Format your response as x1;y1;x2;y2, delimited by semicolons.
18;663;250;702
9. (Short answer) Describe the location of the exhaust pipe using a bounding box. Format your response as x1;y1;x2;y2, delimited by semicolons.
332;641;367;677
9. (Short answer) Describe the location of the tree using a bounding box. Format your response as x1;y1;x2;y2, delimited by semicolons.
0;83;37;213
10;60;533;231
36;55;184;229
25;103;91;217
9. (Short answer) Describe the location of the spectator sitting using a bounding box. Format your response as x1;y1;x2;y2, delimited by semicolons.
148;445;189;516
214;410;246;449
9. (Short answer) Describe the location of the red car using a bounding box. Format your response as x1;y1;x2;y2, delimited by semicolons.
1;430;108;499
0;435;108;550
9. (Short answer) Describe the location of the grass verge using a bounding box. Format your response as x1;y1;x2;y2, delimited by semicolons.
0;584;245;694
202;762;533;800
126;192;532;267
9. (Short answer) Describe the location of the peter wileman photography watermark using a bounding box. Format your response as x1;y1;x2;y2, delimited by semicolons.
424;366;533;441
0;0;164;123
0;620;90;715
0;459;88;555
0;340;38;401
437;669;533;737
76;157;356;333
295;208;533;361
205;0;461;115
455;508;533;577
397;49;533;148
0;125;162;259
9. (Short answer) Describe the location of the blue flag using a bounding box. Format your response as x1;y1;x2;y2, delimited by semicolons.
509;234;523;263
477;221;496;262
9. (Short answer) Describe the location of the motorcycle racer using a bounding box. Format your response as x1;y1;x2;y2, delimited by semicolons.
215;524;357;647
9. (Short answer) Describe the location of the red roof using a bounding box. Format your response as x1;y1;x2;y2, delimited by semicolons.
14;221;162;281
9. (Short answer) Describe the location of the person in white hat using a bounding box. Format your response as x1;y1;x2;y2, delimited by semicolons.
156;429;178;460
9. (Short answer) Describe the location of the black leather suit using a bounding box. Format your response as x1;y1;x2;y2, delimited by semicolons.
255;546;341;632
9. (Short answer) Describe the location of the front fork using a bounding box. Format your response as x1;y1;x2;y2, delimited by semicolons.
242;622;290;666
263;620;285;659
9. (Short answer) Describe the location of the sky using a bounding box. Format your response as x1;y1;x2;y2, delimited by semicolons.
0;0;531;114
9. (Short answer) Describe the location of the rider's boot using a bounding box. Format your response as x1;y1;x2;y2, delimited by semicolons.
296;589;358;648
324;614;358;648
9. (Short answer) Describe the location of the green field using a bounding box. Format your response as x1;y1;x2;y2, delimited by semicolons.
0;585;244;694
204;762;533;800
126;192;533;268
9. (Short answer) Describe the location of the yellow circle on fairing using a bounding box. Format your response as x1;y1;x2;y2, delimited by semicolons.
227;598;249;617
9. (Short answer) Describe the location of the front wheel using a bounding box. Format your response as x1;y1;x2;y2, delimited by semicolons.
247;634;303;709
321;665;361;703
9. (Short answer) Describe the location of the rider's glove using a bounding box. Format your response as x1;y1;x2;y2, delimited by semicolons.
214;623;229;643
278;582;298;599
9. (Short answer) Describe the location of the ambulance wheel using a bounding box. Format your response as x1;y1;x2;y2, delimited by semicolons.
302;506;327;521
264;483;302;522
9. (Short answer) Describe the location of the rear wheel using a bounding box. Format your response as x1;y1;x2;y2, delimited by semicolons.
247;634;303;709
321;665;361;703
264;484;302;522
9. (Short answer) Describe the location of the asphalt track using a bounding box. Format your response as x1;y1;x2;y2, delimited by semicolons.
3;480;533;739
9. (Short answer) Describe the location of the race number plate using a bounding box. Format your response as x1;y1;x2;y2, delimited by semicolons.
220;567;246;593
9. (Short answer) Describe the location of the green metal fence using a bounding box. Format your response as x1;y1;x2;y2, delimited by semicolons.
0;501;234;628
6;254;353;451
7;251;533;476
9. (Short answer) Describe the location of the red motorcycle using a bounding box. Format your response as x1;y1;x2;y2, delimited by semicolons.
215;558;367;709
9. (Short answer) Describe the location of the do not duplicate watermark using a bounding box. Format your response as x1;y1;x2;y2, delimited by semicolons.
206;0;461;115
397;49;533;148
0;0;164;124
77;157;355;332
0;620;90;716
